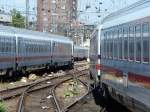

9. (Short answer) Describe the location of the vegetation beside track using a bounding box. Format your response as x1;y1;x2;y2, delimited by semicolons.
0;101;6;112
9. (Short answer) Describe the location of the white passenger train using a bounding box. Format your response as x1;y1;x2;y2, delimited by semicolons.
74;45;88;61
90;0;150;112
0;26;74;77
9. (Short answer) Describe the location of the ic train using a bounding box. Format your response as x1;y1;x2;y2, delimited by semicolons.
90;0;150;112
74;45;88;61
0;26;74;77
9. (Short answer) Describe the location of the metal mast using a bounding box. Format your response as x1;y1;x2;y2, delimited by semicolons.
26;0;29;29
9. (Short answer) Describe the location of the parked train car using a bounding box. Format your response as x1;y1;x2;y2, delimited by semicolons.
90;0;150;112
0;26;74;77
74;45;88;61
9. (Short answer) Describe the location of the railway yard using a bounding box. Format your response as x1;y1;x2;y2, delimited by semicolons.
0;61;131;112
1;0;150;112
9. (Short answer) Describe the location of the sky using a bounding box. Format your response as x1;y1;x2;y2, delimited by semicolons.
0;0;139;24
78;0;139;24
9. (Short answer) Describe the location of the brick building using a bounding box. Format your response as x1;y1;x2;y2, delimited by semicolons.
37;0;77;33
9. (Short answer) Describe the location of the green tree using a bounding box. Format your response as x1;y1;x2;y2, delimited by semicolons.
11;9;25;28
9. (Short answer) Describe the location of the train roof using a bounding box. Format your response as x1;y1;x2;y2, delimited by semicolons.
102;0;150;29
0;25;73;43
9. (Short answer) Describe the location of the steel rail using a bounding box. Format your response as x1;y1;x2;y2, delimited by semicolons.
17;69;88;112
62;83;95;112
0;67;88;100
51;71;89;112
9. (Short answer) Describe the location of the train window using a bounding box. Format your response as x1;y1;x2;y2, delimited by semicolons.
6;42;11;52
143;40;149;62
104;32;107;58
123;27;128;60
142;23;149;33
136;42;141;62
119;41;123;59
129;26;134;60
129;26;134;37
104;39;107;58
135;24;141;36
110;31;113;58
119;28;122;37
114;42;117;59
123;27;128;36
113;30;118;59
0;41;4;53
135;24;141;62
110;42;113;58
124;40;128;59
18;38;22;54
142;23;149;62
105;32;108;58
129;42;134;60
108;32;111;58
118;27;123;59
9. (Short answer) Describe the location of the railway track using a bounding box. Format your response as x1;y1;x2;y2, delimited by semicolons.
17;69;88;112
74;61;88;68
59;86;131;112
1;73;73;112
0;62;89;112
51;74;90;112
0;62;88;100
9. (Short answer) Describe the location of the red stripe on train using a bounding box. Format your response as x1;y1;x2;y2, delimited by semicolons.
101;64;150;88
0;55;72;62
101;65;123;77
128;72;150;88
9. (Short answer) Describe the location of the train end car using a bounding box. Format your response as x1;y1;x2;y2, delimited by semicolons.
74;45;89;61
0;25;74;77
51;35;74;69
90;0;150;112
0;26;16;77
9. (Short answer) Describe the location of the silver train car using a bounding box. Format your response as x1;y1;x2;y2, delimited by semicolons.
0;26;74;76
74;45;88;61
90;0;150;112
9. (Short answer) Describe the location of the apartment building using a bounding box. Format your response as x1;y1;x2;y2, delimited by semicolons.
37;0;77;33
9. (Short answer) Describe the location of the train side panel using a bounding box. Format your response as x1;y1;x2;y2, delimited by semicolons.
17;36;52;70
0;25;74;76
99;1;150;112
52;40;73;67
74;46;89;61
0;29;16;75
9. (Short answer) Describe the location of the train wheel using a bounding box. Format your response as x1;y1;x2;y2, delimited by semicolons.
102;84;111;100
54;64;57;73
22;69;26;75
68;62;73;70
6;70;13;77
45;65;50;70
